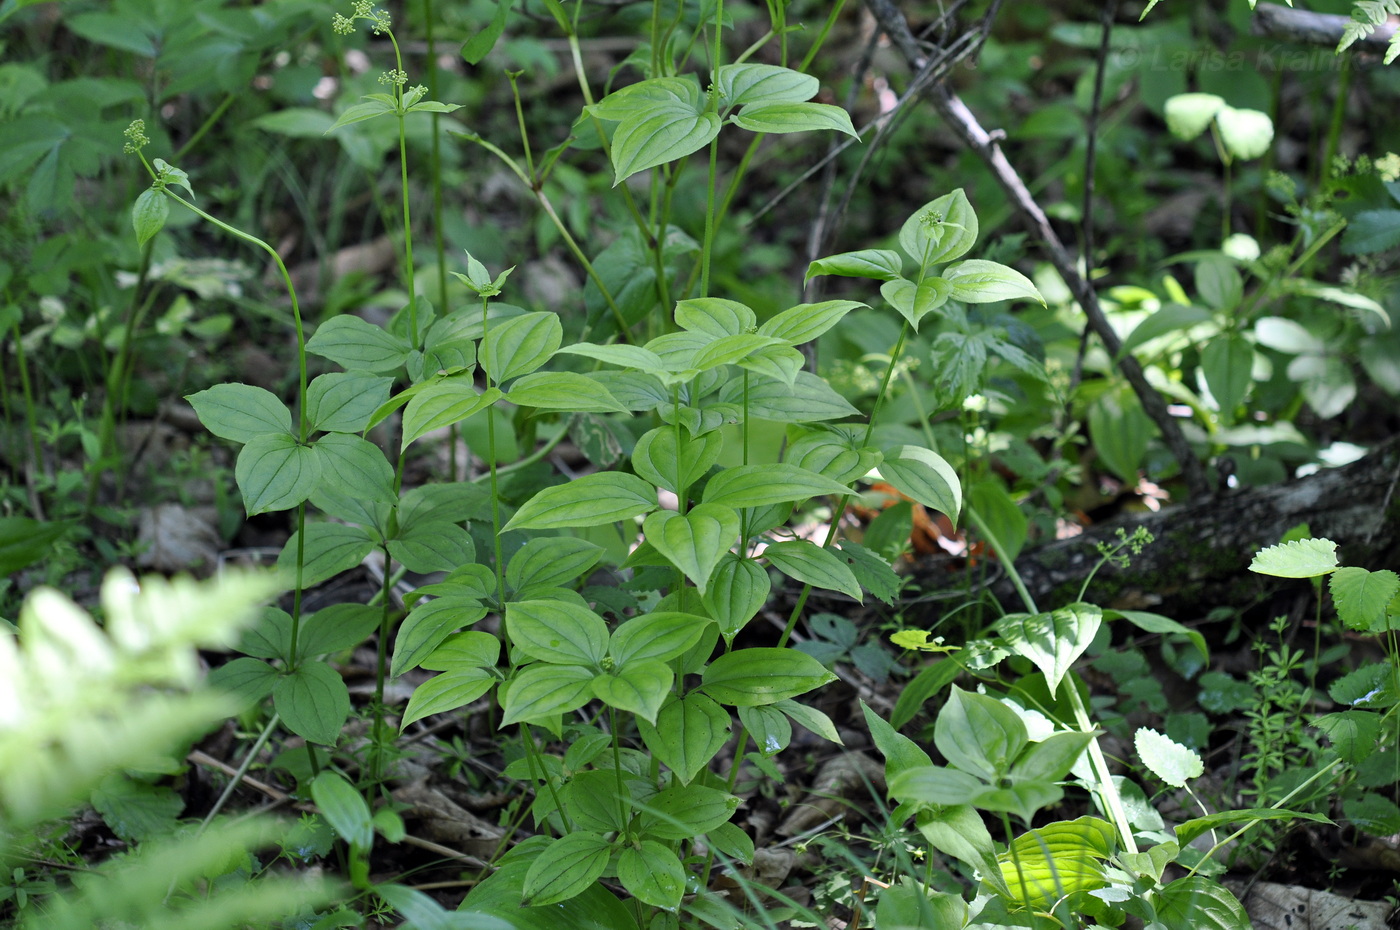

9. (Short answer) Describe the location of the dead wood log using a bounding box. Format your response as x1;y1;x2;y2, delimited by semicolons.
906;436;1400;621
1252;2;1398;56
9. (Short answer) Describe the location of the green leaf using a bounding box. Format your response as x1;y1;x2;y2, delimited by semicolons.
1200;333;1253;420
591;657;671;723
311;771;373;850
702;554;770;644
422;630;501;670
637;693;731;784
1107;609;1209;663
278;522;376;588
506;537;605;592
274;660;351;745
1329;567;1400;632
503;371;626;413
890;660;962;731
505;472;658;530
460;856;636;930
968;480;1027;563
775;699;843;745
916;805;1004;895
1254;316;1326;354
730;101;858;136
610;612;709;665
306;372;393;433
1344;793;1400;836
997;817;1114;909
402;669;497;729
738;704;791;754
876;880;968;930
805;249;903;284
643;505;740;594
1328;661;1399;709
701;463;850;510
1249;537;1338;577
236;434;321;515
1342;208;1400;255
610;104;721;185
887;764;985;805
618;841;685;909
312;432;396;502
387;519;475;572
631;426;724;495
1011;731;1095;783
392;597;488;678
1215;105;1273;161
507;599;609;665
326;98;396;132
250;106;337;137
1135;728;1204;788
187;383;292;443
1174;808;1331;846
1120;303;1213;356
590;76;703;120
0;517;73;575
1088;386;1153;482
880;276;952;330
675;297;756;336
941;259;1044;305
997;604;1101;698
556;342;668;374
899;190;979;268
762;539;862;601
482;311;562;383
640;785;738;839
719;370;860;422
1164;92;1226;140
862;699;934;783
299;603;381;659
878;445;961;522
522;832;612;906
461;0;511;63
208;656;278;708
1195;255;1244;311
131;187;168;246
716;63;817;107
701;647;837;706
91;774;182;842
401;379;502;449
759;299;864;345
934;686;1027;781
706;822;755;865
500;664;595;725
306;314;411;373
1154;876;1252;930
1313;710;1381;764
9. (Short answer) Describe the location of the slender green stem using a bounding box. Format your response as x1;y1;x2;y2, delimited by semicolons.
199;713;282;832
172;92;237;163
480;295;507;611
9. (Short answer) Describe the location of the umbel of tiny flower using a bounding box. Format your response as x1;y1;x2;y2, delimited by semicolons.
333;0;391;36
378;69;408;87
123;119;149;154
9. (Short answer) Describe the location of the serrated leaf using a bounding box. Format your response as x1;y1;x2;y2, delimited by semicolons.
187;383;292;443
504;472;657;530
1329;567;1400;632
1249;537;1338;577
1135;728;1203;788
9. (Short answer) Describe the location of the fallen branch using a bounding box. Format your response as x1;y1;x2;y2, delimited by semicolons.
1252;2;1398;54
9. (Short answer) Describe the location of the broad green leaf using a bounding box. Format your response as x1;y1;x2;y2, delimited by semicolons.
1135;728;1204;788
916;805;1003;895
250;107;337;137
208;656;277;708
610;612;710;665
690;332;786;371
996;817;1114;909
618;842;686;909
274;660;351;745
1311;711;1380;764
738;704;791;754
876;880;968;930
631;426;724;495
326;98;396;132
1216;105;1273;160
934;686;1027;781
1249;537;1338;577
278;523;376;588
995;603;1102;697
459;854;637;930
880;276;952;329
1174;807;1331;845
312;432;396;502
589;76;703;120
402;669;496;729
591;657;671;723
0;517;73;576
1164;92;1225;140
1154;875;1252;930
391;597;488;678
1343;208;1400;255
775;699;843;745
506;599;609;666
1328;662;1398;709
1329;567;1399;632
401;380;503;449
306;314;411;373
506;537;605;592
482;311;562;382
299;603;381;659
730;101;858;137
787;432;881;485
131;187;167;246
942;259;1044;305
890;659;962;731
1107;609;1209;662
701;647;837;706
91;775;182;842
888;764;984;806
505;472;657;530
640;785;739;839
758;299;864;345
499;663;595;725
557;342;667;374
564;769;629;833
643;505;741;593
719;370;860;422
1345;793;1400;836
1200;333;1253;420
1120;303;1213;356
306;372;393;433
805;248;903;284
707;821;755;865
675;297;756;337
862;699;934;783
311;771;373;850
716;63;817;107
461;0;511;64
521;832;611;906
1088;386;1153;482
701;463;850;510
968;480;1027;563
422;630;501;671
387;519;475;573
1195;255;1244;311
637;693;731;784
702;554;770;644
187;383;292;443
236;434;321;515
610;106;721;185
878;445;961;522
504;371;626;413
399;481;494;525
762;539;862;601
1254;316;1327;354
899;190;979;268
1010;731;1095;783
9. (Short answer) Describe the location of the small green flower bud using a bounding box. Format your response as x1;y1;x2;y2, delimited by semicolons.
331;12;354;34
122;119;150;154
